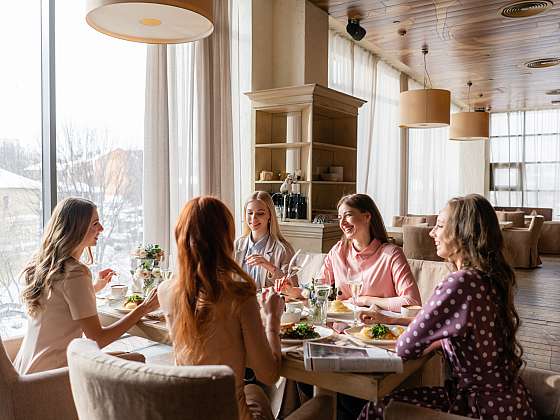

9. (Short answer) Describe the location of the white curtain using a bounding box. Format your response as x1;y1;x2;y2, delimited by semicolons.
369;61;401;223
329;31;401;224
144;0;235;254
407;80;484;214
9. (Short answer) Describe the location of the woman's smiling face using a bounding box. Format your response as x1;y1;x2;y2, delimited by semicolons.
246;199;270;235
430;206;453;259
338;203;371;240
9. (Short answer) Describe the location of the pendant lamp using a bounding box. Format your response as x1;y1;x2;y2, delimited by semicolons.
450;82;489;141
86;1;214;44
400;46;451;128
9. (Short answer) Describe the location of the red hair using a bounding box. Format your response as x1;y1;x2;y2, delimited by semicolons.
171;196;256;364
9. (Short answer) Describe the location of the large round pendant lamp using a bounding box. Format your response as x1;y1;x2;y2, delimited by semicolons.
86;1;214;44
400;88;451;127
450;111;489;140
449;82;489;141
399;46;450;128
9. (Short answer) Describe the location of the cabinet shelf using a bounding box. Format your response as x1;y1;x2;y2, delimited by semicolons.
313;181;355;185
255;142;309;149
255;180;311;184
313;142;357;152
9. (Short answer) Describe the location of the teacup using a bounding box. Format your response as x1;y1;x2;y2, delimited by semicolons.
110;284;128;299
285;301;304;312
401;305;422;317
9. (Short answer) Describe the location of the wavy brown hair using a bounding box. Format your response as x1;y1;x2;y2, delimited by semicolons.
242;191;294;253
337;194;388;244
444;194;523;376
21;197;95;317
171;196;256;364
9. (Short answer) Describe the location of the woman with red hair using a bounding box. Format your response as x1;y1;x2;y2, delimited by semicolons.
158;196;283;420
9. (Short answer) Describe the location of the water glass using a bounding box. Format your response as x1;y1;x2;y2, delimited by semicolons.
312;276;331;326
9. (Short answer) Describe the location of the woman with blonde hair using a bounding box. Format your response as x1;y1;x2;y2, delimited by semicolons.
158;196;283;420
234;191;294;291
15;197;158;374
359;194;536;419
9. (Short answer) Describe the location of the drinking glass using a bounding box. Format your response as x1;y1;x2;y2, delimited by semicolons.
287;249;312;286
312;273;331;326
346;268;363;326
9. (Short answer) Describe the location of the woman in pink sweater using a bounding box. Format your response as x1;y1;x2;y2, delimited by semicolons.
322;194;420;312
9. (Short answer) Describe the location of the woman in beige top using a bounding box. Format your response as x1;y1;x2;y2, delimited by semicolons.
234;191;295;291
14;197;158;374
158;196;283;420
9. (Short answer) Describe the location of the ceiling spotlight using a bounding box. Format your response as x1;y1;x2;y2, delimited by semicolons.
346;18;366;41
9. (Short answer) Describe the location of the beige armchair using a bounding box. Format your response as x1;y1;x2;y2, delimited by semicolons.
403;225;443;262
0;337;77;420
67;338;334;420
385;366;560;419
539;221;560;254
495;210;526;228
502;215;544;268
392;215;426;227
407;259;454;305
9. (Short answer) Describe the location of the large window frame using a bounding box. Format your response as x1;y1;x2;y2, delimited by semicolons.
489;111;560;213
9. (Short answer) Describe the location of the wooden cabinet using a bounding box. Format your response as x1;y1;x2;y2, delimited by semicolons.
246;84;365;252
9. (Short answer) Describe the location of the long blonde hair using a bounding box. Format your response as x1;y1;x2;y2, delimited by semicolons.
21;197;96;317
242;191;293;253
172;196;256;364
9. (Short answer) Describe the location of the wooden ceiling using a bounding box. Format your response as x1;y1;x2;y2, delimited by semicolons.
308;0;560;112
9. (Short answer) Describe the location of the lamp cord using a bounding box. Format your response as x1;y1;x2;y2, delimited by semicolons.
467;81;472;112
423;51;433;90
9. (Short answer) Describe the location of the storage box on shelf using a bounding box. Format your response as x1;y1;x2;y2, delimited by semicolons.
246;84;365;252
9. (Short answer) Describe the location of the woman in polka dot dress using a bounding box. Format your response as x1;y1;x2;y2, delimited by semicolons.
358;194;536;419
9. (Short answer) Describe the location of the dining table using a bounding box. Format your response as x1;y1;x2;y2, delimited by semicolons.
97;298;438;420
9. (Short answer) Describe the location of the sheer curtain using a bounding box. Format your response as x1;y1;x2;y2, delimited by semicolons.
144;0;235;253
329;30;401;224
407;80;485;214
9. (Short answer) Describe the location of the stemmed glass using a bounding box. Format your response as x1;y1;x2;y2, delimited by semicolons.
346;267;363;326
287;249;311;281
160;253;174;283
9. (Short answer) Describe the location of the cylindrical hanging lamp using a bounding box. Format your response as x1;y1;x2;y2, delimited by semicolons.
449;81;489;140
450;111;489;140
399;46;451;128
399;88;451;127
86;0;214;44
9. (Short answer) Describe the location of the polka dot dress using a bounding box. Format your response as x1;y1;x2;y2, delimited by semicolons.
358;269;537;420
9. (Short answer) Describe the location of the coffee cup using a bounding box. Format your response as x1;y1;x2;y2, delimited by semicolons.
110;284;128;299
281;308;302;324
401;305;422;317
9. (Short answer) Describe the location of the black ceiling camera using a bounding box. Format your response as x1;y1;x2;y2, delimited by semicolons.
346;18;366;41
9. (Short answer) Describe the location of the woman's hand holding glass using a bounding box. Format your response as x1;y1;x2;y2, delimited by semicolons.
274;276;304;300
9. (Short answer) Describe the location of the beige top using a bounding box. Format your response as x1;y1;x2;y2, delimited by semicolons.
14;258;98;374
158;278;279;420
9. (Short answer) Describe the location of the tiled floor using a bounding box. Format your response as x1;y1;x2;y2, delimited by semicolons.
515;255;560;372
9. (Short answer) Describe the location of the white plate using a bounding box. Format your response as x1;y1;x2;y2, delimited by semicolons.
281;325;334;344
113;307;135;314
344;325;405;345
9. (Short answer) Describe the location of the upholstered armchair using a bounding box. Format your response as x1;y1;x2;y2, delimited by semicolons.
539;221;560;254
384;366;560;419
0;337;77;420
502;215;544;268
403;225;442;262
495;210;526;228
407;259;453;305
392;215;427;227
67;338;334;420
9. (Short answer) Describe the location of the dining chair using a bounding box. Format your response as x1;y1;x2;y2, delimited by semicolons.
502;215;544;268
67;338;239;420
384;366;560;419
403;225;443;262
0;336;77;420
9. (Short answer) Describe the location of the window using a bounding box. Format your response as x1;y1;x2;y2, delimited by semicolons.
0;1;42;338
55;0;146;279
489;110;560;218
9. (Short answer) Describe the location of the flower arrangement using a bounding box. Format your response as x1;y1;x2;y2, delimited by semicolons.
130;244;164;294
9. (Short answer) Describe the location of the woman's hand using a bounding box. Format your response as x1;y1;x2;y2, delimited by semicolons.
245;254;276;273
93;268;116;293
274;277;304;300
139;287;159;314
359;309;394;325
259;287;284;324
